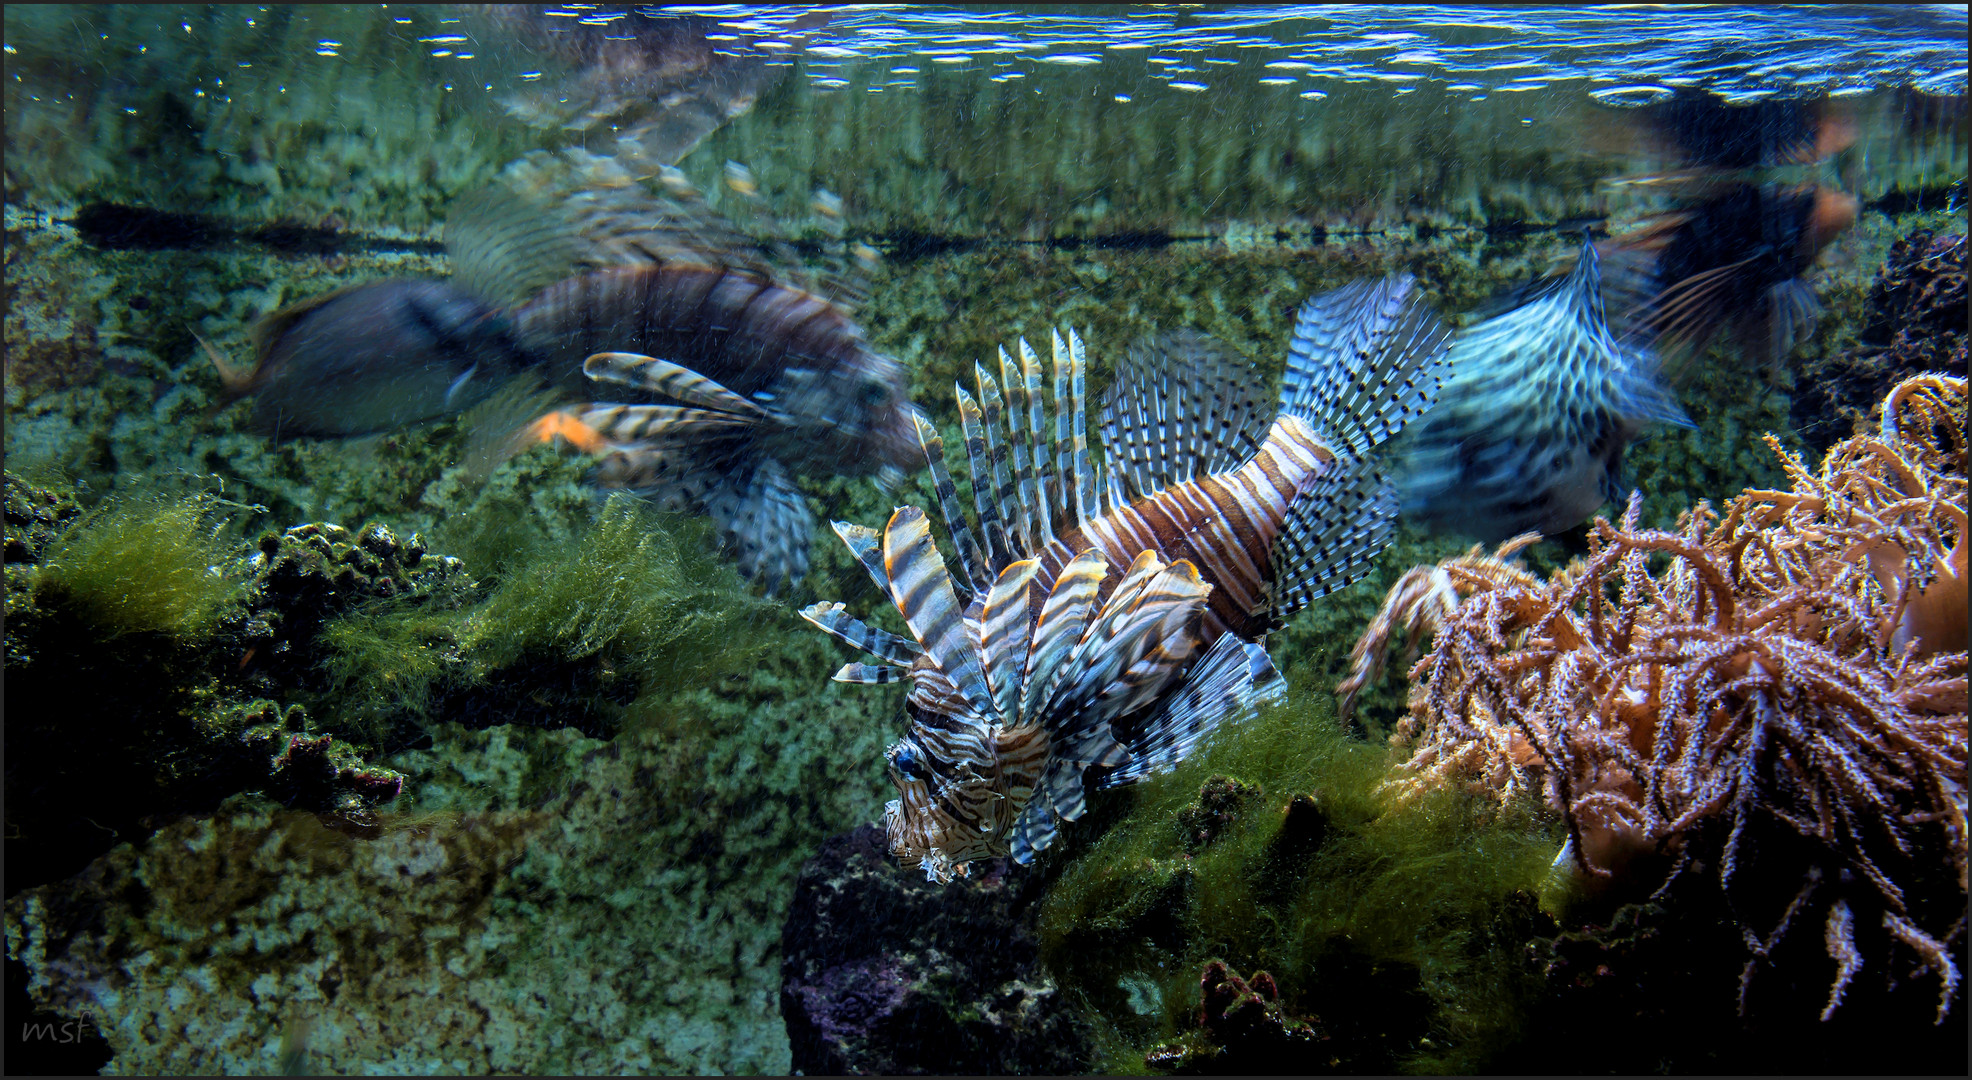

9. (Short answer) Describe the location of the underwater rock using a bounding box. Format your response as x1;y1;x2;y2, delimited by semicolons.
235;520;475;697
1145;959;1328;1074
232;700;406;820
2;471;82;567
1795;229;1968;450
1177;775;1264;854
779;822;1092;1075
6;719;832;1073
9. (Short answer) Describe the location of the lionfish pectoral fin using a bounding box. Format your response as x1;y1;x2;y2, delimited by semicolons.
799;600;923;666
1099;329;1272;498
1267;454;1400;624
703;453;814;597
880;507;994;712
581;353;768;418
1096;634;1285;790
1008;794;1058;865
1281;274;1455;459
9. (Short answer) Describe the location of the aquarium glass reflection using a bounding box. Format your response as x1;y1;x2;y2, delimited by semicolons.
3;4;1967;1075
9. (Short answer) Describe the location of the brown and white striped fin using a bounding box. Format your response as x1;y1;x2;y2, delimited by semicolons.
581;352;768;417
832;520;891;596
1097;632;1285;789
1281;274;1452;459
1049;555;1211;742
956;384;1016;572
1266;452;1401;620
574;403;757;443
976;559;1040;720
832;662;908;685
1049;329;1102;531
1021;549;1108;723
882;507;993;714
1100;329;1271;499
915;411;991;596
799;600;924;666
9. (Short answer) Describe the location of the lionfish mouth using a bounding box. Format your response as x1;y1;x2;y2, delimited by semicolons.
882;795;971;882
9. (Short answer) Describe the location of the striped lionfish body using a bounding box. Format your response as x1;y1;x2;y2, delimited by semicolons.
445;149;919;593
803;276;1453;882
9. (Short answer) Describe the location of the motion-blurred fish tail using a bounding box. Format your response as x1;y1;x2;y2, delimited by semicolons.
1395;236;1692;542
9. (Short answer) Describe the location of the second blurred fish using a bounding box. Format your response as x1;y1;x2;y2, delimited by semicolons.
210;279;530;438
1394;237;1691;542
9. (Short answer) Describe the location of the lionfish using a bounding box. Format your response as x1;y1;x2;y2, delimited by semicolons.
802;276;1453;882
1394;236;1691;542
446;150;920;592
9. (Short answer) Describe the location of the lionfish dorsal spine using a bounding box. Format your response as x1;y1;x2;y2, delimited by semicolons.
1016;339;1059;553
956;384;1016;572
914;411;991;595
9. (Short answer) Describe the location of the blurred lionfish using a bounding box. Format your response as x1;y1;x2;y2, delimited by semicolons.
803;277;1452;882
1598;89;1859;371
1395;236;1691;542
446;150;919;593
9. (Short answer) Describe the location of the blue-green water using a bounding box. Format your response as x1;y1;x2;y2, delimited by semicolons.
4;4;1966;1075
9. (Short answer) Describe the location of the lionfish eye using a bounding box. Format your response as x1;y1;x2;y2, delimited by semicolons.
889;741;926;782
858;379;891;408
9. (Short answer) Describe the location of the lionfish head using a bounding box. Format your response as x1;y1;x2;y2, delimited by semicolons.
880;729;1003;883
763;350;920;477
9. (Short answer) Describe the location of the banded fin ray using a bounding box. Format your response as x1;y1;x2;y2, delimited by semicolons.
832;520;891;596
1282;274;1452;459
882;507;994;715
915;411;991;596
832;662;908;685
575;403;757;443
1100;329;1271;499
977;559;1040;719
799;600;924;666
581;352;770;417
1098;633;1285;789
957;385;1016;572
1020;550;1108;724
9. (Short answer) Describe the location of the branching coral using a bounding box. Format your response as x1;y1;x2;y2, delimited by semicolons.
1349;374;1968;1022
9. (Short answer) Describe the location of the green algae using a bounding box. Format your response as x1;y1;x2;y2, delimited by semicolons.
307;493;789;741
30;489;248;641
462;493;782;685
1039;692;1563;1074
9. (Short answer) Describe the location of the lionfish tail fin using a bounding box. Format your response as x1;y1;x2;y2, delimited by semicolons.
1281;274;1453;459
1267;455;1401;622
1096;633;1285;789
1099;329;1272;500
